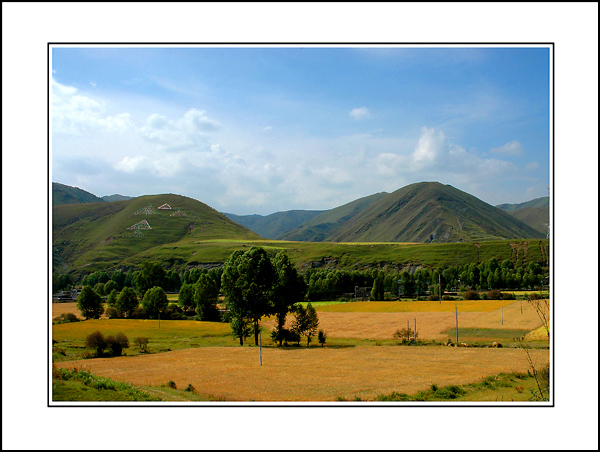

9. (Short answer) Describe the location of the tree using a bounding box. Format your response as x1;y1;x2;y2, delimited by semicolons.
134;262;167;297
221;247;274;346
104;279;118;295
292;302;319;347
105;333;129;357
106;288;118;308
141;286;168;319
85;330;107;356
318;329;327;347
178;283;195;312
270;251;307;346
194;273;219;321
371;272;385;300
77;285;104;319
221;250;249;345
115;286;139;318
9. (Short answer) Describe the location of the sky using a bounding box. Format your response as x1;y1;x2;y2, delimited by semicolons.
51;45;551;215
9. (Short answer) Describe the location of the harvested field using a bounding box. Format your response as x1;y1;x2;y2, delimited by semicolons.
52;302;85;320
54;346;549;402
261;300;548;342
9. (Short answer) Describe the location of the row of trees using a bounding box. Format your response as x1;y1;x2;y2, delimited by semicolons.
222;247;308;346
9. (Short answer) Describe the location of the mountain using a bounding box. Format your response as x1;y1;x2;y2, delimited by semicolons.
277;192;389;242
496;197;549;235
52;182;105;206
102;194;135;202
327;182;546;243
224;210;325;239
52;193;260;273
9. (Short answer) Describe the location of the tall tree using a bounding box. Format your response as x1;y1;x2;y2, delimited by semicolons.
271;251;307;346
134;262;167;297
115;286;139;318
221;247;275;346
141;286;168;319
222;250;250;345
76;285;104;319
177;283;195;312
194;273;219;321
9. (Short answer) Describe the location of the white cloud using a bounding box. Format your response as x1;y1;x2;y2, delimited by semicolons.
51;78;133;134
115;156;146;173
349;106;371;120
525;161;540;171
139;108;219;151
411;127;446;167
490;140;524;156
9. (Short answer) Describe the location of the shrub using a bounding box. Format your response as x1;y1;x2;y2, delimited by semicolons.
53;312;80;324
427;294;438;301
441;295;451;301
105;307;120;319
166;380;177;389
318;329;327;347
184;384;195;393
487;289;503;300
502;292;516;300
133;336;149;352
129;306;148;319
105;333;129;357
462;290;480;300
85;331;107;356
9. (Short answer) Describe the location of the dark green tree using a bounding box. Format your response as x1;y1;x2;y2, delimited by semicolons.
141;286;168;319
177;283;195;312
106;288;118;308
134;262;167;297
104;279;118;295
270;251;307;346
194;273;219;321
371;272;385;301
115;286;139;318
76;285;104;319
292;302;319;347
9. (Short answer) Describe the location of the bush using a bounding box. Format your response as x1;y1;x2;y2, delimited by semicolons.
85;331;108;356
427;294;438;301
318;329;327;347
53;312;80;324
105;307;120;319
462;290;480;300
105;333;129;357
129;306;148;319
441;295;451;301
502;292;516;300
487;289;503;300
133;336;149;352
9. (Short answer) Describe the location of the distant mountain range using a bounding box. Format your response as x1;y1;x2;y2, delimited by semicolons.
496;197;549;235
52;181;547;246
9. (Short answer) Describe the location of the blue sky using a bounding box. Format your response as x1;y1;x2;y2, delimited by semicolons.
51;45;550;215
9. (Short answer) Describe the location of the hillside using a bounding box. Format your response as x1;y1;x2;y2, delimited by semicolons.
224;210;324;239
496;197;549;235
52;193;260;273
277;192;388;241
328;182;546;243
52;182;105;206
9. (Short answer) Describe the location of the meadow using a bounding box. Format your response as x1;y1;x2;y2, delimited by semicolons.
52;295;549;402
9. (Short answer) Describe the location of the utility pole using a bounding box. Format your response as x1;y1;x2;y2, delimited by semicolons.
501;306;504;325
455;303;459;345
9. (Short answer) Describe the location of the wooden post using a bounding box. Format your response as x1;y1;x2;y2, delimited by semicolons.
414;318;417;343
259;330;262;367
455;303;459;345
501;306;504;325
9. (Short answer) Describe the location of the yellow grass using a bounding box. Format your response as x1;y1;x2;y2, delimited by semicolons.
52;302;85;320
315;300;517;313
54;346;549;402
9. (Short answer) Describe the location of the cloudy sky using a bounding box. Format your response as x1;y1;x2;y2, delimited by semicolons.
51;45;551;215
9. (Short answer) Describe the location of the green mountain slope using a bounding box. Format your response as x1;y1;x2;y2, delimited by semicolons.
328;182;546;243
496;197;549;234
224;210;324;239
277;193;388;242
52;182;105;206
52;193;260;273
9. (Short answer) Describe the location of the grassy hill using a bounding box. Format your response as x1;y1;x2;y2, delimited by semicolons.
224;210;324;239
52;182;105;206
277;192;388;242
52;194;260;273
496;197;549;235
329;182;546;243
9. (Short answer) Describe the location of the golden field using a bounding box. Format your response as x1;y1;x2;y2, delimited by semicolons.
54;346;549;402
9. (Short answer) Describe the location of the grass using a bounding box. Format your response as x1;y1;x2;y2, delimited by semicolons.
52;318;234;361
53;346;550;402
